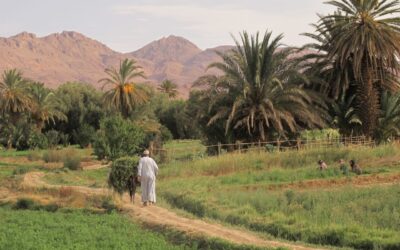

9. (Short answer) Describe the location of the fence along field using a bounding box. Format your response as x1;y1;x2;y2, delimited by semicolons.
153;136;377;163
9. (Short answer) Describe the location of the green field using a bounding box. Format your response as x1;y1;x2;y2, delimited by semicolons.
2;142;400;249
0;206;186;250
156;143;400;249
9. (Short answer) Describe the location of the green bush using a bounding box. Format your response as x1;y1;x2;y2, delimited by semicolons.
160;125;173;142
93;116;145;160
63;150;81;170
58;133;70;147
28;131;49;149
45;130;60;148
73;124;96;148
42;150;64;163
108;157;138;194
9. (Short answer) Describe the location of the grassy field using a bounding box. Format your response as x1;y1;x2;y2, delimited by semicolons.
0;206;187;250
2;142;400;249
156;143;400;249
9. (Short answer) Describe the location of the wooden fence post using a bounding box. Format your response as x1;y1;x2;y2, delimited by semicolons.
258;140;261;154
218;142;221;157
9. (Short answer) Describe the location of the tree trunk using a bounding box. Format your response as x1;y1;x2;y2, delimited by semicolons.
357;58;379;137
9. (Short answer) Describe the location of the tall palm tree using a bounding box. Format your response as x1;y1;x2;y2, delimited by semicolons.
158;79;178;98
99;59;148;118
28;83;67;131
319;0;400;136
0;69;33;116
375;91;400;143
207;31;326;141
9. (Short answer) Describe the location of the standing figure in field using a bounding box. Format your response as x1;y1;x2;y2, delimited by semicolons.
137;149;159;206
317;160;328;170
349;160;362;175
127;174;140;203
338;159;349;175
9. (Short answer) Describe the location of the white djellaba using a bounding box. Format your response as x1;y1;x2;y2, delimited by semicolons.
137;150;159;205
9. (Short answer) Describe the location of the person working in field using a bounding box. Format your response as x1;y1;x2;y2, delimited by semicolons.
338;159;349;175
137;149;159;206
349;160;362;175
317;160;328;170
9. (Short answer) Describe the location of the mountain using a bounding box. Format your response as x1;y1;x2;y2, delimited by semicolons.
0;31;233;95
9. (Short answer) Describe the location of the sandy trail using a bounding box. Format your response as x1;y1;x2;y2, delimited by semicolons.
21;171;322;250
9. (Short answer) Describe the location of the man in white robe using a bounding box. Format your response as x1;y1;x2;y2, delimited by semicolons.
137;149;159;206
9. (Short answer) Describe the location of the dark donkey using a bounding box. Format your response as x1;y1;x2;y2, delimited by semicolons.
127;175;140;203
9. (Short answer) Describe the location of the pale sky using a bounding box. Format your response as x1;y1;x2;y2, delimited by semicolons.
0;0;335;52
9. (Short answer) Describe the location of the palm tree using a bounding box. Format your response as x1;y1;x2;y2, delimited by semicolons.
207;31;326;141
319;0;400;136
0;69;33;148
99;59;148;118
0;69;33;116
375;91;400;143
300;16;355;99
330;94;362;136
158;79;178;98
28;83;67;131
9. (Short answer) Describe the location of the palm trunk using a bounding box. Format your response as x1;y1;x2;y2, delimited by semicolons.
357;58;379;137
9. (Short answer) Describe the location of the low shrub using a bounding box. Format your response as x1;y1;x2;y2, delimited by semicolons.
42;150;64;163
63;150;81;170
45;130;60;148
101;196;117;213
72;124;96;148
43;148;81;164
14;198;36;210
108;157;139;194
28;132;48;150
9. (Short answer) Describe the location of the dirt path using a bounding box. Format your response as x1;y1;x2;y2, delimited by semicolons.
21;171;322;250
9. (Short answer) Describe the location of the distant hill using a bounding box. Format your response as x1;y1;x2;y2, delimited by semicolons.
0;31;233;96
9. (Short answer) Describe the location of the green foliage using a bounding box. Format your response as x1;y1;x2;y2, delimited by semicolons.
108;157;138;194
375;91;400;143
0;207;186;250
300;129;340;140
191;31;326;142
43;148;81;163
160;125;173;142
28;82;67;131
311;0;400;135
63;150;82;170
52;82;104;145
72;123;96;148
45;129;60;148
156;99;201;139
158;79;178;98
28;131;49;149
100;58;148;118
93;116;145;160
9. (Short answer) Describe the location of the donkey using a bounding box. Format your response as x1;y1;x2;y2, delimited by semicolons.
127;175;140;203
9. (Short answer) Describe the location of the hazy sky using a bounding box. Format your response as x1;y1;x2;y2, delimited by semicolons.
0;0;335;52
